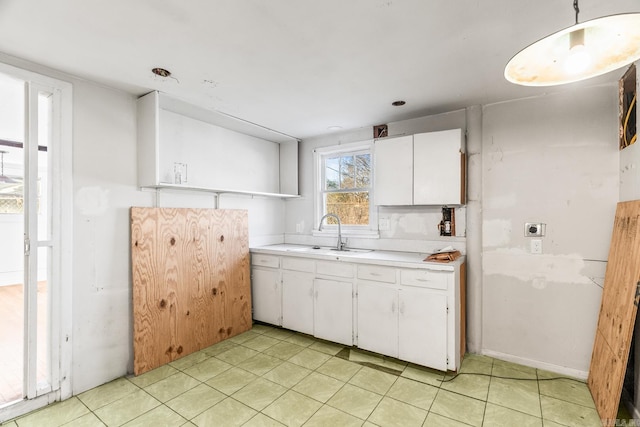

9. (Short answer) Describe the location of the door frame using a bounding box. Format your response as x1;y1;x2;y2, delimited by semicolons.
0;61;73;422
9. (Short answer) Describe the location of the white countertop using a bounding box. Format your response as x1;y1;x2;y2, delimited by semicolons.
250;244;465;271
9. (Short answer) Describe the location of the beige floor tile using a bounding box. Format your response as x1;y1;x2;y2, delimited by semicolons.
243;413;286;426
492;358;537;376
326;384;382;420
63;412;106;427
228;330;261;344
317;357;362;382
168;351;209;371
1;422;17;427
262;390;322;427
121;405;186;426
262;328;295;341
463;353;495;365
283;333;316;347
303;405;363;427
128;364;179;388
287;348;331;370
165;383;225;419
93;388;161;427
232;378;287;411
292;372;344;403
308;340;344;355
144;372;201;403
348;366;397;395
77;378;139;411
483;402;543;427
242;335;280;352
368;396;427;427
386;377;438;410
215;346;259;366
492;364;537;380
249;323;274;334
236;353;283;376
400;364;445;387
423;412;472;427
263;341;305;360
487;377;541;417
459;357;493;375
16;398;90;427
191;397;256;426
538;378;595;408
183;356;233;381
262;361;312;388
440;371;491;401
540;395;601;427
200;339;238;357
430;389;486;427
205;367;258;395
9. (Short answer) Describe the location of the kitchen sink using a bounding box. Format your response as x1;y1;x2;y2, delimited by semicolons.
285;246;372;255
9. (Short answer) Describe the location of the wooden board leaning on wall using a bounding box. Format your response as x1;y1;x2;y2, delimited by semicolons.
588;200;640;424
131;207;252;375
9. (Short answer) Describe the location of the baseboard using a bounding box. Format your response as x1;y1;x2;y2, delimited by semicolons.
481;349;589;380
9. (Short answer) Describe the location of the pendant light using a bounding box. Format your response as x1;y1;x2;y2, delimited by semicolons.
0;150;17;184
505;1;640;86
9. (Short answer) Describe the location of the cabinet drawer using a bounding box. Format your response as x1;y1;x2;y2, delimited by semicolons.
357;265;396;283
400;269;449;290
282;257;315;273
316;261;354;278
251;254;279;269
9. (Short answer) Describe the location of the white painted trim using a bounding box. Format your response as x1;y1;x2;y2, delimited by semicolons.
481;349;589;380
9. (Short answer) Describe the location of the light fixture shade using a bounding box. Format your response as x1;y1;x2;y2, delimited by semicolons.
505;13;640;86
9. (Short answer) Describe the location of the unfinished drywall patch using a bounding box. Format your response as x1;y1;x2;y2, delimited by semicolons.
482;219;511;247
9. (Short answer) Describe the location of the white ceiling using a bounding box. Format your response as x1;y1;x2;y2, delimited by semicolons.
0;0;637;140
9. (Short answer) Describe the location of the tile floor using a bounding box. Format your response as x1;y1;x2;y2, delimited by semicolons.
3;324;633;426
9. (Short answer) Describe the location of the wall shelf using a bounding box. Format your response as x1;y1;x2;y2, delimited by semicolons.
141;183;300;199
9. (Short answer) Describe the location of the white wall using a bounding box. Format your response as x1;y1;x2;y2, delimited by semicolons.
481;85;619;376
285;110;468;255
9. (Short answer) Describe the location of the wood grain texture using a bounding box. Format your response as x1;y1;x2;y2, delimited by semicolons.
588;200;640;424
131;207;251;375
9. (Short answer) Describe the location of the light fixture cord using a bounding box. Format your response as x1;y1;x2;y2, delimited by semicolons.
573;0;580;24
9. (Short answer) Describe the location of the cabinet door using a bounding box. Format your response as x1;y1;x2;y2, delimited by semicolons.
282;271;314;335
374;135;413;205
398;287;448;370
356;281;398;358
413;129;463;205
251;268;282;326
314;279;353;346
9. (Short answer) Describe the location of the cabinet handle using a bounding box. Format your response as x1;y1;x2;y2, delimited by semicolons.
391;301;396;313
399;301;405;315
370;272;381;277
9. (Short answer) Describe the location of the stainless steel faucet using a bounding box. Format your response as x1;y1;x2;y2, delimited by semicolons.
318;213;346;251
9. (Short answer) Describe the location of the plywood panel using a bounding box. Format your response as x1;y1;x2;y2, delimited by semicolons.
131;207;251;375
588;200;640;424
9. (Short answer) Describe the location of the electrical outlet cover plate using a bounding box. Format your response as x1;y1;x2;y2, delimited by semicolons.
531;239;542;254
524;223;545;237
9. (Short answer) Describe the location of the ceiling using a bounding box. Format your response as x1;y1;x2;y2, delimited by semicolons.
0;0;637;140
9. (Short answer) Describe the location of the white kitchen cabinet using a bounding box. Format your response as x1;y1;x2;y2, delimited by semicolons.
282;271;314;335
251;267;282;326
136;91;298;198
356;280;398;357
398;287;448;370
314;278;353;346
374;135;413;206
374;129;465;206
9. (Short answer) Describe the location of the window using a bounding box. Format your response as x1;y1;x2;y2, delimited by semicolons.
314;141;378;236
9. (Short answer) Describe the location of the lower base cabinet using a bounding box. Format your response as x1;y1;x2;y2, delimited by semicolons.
314;278;353;346
282;271;314;335
251;250;463;372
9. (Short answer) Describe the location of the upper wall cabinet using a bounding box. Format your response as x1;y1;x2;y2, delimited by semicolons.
374;129;465;206
137;91;299;198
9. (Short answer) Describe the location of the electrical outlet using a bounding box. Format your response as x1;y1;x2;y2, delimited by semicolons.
531;239;542;254
524;223;545;237
296;221;304;233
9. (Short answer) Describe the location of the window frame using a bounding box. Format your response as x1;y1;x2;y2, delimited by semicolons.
313;140;378;238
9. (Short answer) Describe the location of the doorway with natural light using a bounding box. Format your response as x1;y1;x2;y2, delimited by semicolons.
0;63;72;422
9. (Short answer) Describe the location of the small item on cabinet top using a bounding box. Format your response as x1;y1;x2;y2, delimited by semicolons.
425;246;461;263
